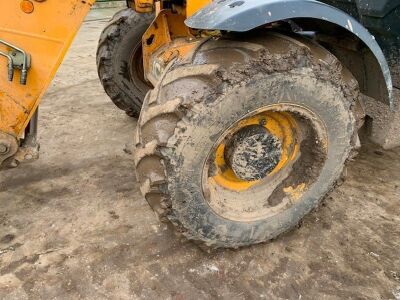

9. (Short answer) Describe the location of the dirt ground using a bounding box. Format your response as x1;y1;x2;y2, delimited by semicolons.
1;8;400;300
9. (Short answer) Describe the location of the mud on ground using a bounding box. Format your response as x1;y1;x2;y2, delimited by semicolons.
0;8;399;300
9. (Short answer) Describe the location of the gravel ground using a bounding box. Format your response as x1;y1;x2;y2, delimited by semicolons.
0;8;399;300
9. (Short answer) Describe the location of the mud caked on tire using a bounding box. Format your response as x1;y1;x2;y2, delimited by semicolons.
135;33;359;248
97;9;153;117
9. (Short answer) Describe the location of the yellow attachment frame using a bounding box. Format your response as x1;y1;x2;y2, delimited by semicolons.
0;0;213;140
0;0;95;139
0;0;214;166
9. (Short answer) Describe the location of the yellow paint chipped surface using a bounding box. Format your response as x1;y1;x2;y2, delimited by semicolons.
284;183;306;201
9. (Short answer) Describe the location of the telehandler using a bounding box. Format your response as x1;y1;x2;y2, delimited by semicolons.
0;0;399;248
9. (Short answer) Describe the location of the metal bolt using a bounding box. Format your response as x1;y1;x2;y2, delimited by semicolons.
20;0;35;14
0;143;9;154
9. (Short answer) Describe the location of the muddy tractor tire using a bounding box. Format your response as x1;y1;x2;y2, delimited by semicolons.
134;33;359;248
97;9;153;118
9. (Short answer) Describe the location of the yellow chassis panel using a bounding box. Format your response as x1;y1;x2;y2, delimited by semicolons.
186;0;211;17
0;0;212;140
0;0;95;138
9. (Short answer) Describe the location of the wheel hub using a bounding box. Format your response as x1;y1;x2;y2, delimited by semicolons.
209;109;300;192
202;104;329;222
225;125;282;181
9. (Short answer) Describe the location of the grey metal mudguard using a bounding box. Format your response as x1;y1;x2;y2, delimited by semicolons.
186;0;393;106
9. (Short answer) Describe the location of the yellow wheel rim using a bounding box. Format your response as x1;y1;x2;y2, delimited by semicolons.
212;110;300;191
202;104;328;222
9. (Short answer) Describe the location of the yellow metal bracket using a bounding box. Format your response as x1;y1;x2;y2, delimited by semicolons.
0;0;96;140
142;10;203;85
134;0;154;13
186;0;211;17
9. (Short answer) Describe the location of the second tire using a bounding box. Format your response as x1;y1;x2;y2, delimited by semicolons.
96;9;153;117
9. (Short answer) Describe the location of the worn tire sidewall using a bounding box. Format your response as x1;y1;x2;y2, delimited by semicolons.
110;13;152;100
166;71;355;247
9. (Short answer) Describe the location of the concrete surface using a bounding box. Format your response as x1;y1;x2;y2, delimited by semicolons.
1;8;400;300
92;1;126;10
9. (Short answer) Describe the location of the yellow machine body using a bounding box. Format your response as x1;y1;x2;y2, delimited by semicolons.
0;0;210;166
0;0;95;138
